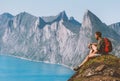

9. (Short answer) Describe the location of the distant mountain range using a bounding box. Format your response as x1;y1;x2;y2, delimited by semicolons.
0;10;120;68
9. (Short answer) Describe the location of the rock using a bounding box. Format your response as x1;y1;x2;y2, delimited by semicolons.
95;64;105;72
68;55;120;81
103;68;120;77
82;68;95;77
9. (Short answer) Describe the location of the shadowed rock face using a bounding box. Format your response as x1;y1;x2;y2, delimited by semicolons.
109;22;120;36
68;54;120;81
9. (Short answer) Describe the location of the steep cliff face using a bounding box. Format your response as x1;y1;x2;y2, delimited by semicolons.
0;11;81;67
0;10;120;68
109;22;120;36
68;54;120;81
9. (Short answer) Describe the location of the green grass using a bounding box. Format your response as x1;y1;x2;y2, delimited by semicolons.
70;54;120;81
79;54;120;74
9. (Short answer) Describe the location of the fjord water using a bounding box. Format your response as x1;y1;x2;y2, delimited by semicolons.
0;55;74;81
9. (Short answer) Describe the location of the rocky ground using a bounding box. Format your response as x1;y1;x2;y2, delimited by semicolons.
68;54;120;81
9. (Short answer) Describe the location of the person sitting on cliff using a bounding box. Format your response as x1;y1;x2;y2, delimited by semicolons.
74;31;112;71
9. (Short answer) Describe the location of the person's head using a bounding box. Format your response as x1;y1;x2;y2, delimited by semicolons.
95;31;102;40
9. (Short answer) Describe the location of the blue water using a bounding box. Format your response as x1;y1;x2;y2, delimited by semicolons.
0;55;74;81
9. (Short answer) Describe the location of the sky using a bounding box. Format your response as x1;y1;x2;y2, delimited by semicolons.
0;0;120;25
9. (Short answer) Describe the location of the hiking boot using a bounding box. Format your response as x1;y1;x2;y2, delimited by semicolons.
73;66;80;71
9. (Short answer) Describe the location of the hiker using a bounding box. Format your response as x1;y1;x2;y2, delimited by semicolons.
74;31;112;71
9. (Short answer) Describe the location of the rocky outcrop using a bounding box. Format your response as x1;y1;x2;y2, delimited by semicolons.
68;54;120;81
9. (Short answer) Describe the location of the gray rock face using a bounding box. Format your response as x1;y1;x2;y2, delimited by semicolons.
109;22;120;36
0;10;120;67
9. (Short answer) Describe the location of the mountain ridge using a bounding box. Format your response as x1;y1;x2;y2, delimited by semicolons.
0;10;120;68
109;22;120;36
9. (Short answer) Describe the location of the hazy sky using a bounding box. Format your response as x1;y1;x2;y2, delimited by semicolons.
0;0;120;25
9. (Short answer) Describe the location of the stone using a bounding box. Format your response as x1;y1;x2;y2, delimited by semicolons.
82;68;95;77
95;64;105;72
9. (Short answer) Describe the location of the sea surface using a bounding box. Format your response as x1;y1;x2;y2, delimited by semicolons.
0;55;74;81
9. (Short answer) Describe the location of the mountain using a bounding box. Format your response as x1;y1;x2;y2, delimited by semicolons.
0;11;81;67
0;13;14;32
63;16;81;34
42;11;68;23
68;54;120;81
81;10;120;40
0;10;120;68
109;22;120;36
73;10;120;65
42;11;81;33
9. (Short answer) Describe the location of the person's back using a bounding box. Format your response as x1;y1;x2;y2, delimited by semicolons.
96;35;104;54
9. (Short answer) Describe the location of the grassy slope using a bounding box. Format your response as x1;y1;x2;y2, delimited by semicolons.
69;54;120;81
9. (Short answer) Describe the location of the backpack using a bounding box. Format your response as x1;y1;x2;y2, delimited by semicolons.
103;38;112;53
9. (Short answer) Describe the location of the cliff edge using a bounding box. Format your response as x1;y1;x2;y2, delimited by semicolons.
68;54;120;81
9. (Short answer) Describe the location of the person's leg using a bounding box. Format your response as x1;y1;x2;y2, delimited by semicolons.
88;53;99;58
79;53;99;67
78;55;89;67
78;45;97;67
78;48;93;67
89;49;94;54
74;44;98;70
74;55;90;71
91;44;97;53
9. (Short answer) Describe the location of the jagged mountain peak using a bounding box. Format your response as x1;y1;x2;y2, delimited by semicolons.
13;12;37;28
0;13;13;18
39;17;45;21
69;16;81;26
81;10;120;41
0;10;120;69
84;9;97;18
15;11;36;18
58;11;68;20
0;13;13;26
19;11;30;15
14;11;37;21
42;11;68;23
81;10;105;32
82;10;102;26
37;17;46;29
69;16;74;21
85;9;93;15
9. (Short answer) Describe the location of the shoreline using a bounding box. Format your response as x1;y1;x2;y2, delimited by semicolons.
0;54;74;70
